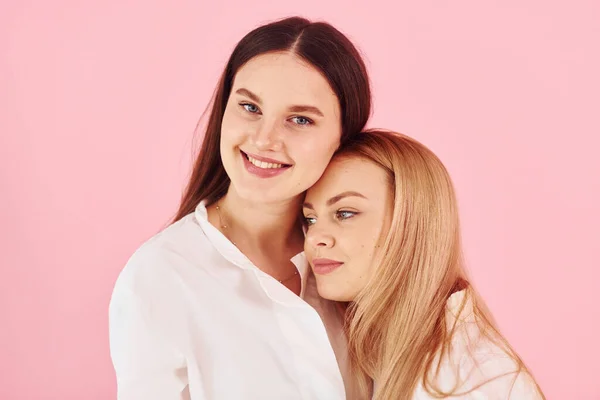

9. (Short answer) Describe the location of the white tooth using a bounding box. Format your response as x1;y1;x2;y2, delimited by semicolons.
247;155;285;169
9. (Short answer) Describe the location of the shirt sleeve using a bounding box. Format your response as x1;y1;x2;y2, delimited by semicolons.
108;257;190;400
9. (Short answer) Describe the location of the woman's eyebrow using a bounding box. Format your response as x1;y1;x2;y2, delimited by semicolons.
235;88;324;117
288;105;324;117
303;191;368;210
235;88;261;104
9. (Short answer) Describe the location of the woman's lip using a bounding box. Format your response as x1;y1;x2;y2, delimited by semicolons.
311;259;344;275
241;150;291;166
241;152;290;178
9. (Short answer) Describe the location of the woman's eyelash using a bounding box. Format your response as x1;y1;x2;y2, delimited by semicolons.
290;116;314;126
240;102;260;113
303;210;358;226
336;210;357;220
239;103;313;126
304;216;317;226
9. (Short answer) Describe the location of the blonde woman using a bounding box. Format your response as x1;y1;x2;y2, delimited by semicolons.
302;129;545;399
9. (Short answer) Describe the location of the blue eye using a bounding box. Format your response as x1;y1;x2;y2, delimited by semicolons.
291;116;313;126
304;216;317;226
336;210;357;221
241;103;260;113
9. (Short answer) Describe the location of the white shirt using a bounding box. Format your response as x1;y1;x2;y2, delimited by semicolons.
410;290;543;400
109;201;350;400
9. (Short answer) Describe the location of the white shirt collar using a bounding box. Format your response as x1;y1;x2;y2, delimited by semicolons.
193;200;309;295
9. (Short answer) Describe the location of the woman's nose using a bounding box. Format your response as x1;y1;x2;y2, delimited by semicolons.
249;120;282;152
306;226;335;249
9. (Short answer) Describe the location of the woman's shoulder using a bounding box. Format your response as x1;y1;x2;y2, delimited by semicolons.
455;351;542;399
111;213;210;301
443;291;543;399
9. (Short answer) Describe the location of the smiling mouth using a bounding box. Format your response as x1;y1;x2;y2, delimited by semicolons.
241;150;291;170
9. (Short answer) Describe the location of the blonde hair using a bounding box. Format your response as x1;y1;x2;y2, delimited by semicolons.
337;129;545;399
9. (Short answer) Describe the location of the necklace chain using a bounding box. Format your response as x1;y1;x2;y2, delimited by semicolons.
215;201;299;284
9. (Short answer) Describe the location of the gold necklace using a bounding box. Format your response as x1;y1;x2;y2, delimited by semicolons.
215;201;299;284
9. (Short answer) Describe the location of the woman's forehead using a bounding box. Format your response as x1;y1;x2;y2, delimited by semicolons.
306;156;387;201
232;52;339;114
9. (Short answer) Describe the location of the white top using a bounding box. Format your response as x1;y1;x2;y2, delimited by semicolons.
109;201;350;400
409;290;543;399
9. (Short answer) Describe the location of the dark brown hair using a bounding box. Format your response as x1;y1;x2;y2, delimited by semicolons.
173;16;372;221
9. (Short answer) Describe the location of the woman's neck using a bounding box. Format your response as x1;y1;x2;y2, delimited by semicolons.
214;188;304;254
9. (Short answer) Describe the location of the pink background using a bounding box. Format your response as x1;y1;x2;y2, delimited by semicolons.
1;1;599;399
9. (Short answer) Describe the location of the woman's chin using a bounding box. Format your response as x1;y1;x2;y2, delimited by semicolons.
315;279;356;302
